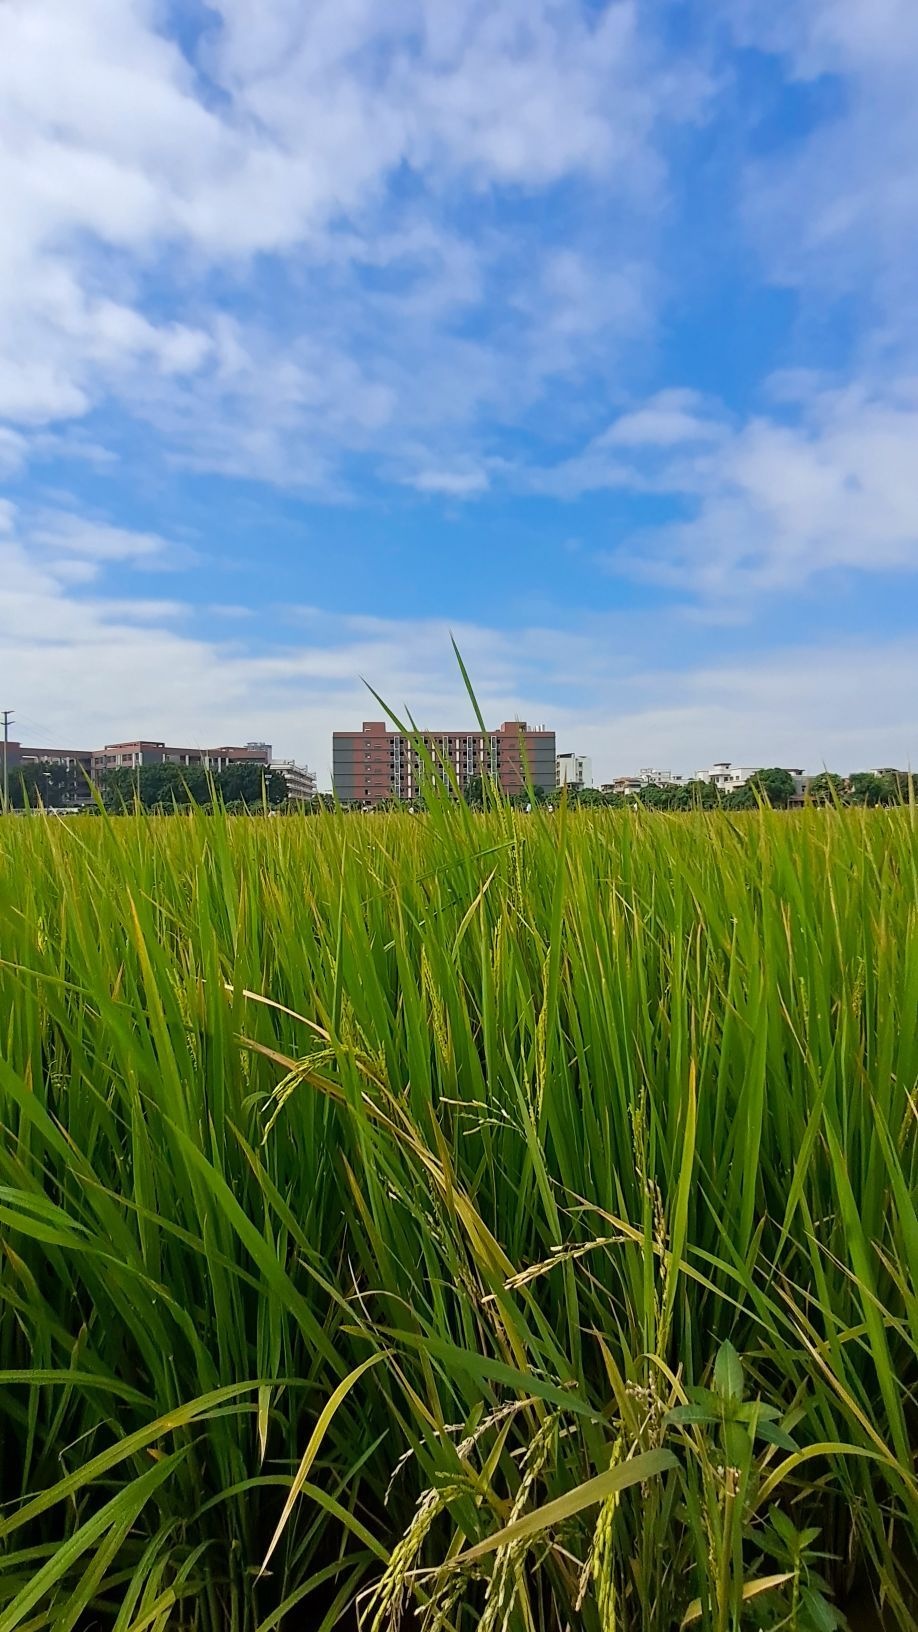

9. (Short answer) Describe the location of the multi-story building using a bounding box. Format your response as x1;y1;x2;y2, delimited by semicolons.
8;743;93;773
332;720;556;803
556;752;593;789
6;735;294;805
696;762;809;798
271;759;317;801
695;761;760;794
5;743;95;805
91;741;272;775
602;769;688;798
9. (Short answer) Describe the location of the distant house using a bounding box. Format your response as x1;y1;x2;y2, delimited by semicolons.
602;769;687;798
695;761;760;794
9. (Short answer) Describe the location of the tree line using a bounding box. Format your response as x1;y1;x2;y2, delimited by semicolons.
458;767;912;811
7;760;289;811
8;760;911;814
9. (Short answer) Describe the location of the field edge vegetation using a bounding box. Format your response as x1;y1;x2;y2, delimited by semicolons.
0;800;915;1630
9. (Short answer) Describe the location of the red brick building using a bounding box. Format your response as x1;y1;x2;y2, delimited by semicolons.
332;720;556;803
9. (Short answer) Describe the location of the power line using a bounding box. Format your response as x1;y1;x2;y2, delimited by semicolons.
11;711;63;748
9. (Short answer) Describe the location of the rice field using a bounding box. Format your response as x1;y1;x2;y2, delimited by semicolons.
0;801;915;1631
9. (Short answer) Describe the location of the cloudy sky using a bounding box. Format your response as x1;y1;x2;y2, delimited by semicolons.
2;0;917;783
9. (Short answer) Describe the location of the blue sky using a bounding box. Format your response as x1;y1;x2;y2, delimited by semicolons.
2;0;917;783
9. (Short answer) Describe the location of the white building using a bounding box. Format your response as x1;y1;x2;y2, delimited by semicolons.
602;776;643;797
556;752;593;789
696;762;810;798
601;769;688;798
639;768;688;788
695;761;761;794
271;759;317;801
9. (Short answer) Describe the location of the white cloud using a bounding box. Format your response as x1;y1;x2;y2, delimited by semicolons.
729;0;918;78
206;0;679;201
6;503;191;591
569;640;918;778
407;468;491;497
620;381;918;594
0;427;28;477
0;0;706;481
727;0;918;335
2;498;915;778
29;512;173;564
524;390;727;497
602;389;727;448
533;378;918;595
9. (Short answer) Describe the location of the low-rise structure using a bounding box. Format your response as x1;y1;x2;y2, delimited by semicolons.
556;752;592;789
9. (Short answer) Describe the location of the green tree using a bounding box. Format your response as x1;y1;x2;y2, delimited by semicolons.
723;768;796;810
140;763;211;808
848;772;884;807
101;767;142;810
690;778;720;809
9;763;79;810
640;781;693;811
751;767;797;807
807;772;845;806
723;784;757;811
216;762;286;807
638;783;671;810
875;770;911;805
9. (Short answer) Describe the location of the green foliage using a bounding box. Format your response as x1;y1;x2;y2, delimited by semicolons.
736;767;798;808
0;803;915;1630
807;771;846;805
848;771;885;807
101;760;287;811
7;761;89;809
217;761;287;807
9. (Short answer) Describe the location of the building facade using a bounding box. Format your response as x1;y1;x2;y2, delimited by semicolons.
90;741;272;775
602;769;688;798
6;743;95;806
696;762;808;798
332;720;556;803
271;759;317;800
556;752;592;789
6;736;308;805
695;761;761;794
8;743;94;773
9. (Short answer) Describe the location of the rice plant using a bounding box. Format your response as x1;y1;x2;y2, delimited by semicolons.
0;797;914;1629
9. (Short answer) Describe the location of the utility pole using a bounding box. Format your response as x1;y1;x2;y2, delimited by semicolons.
2;710;12;813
